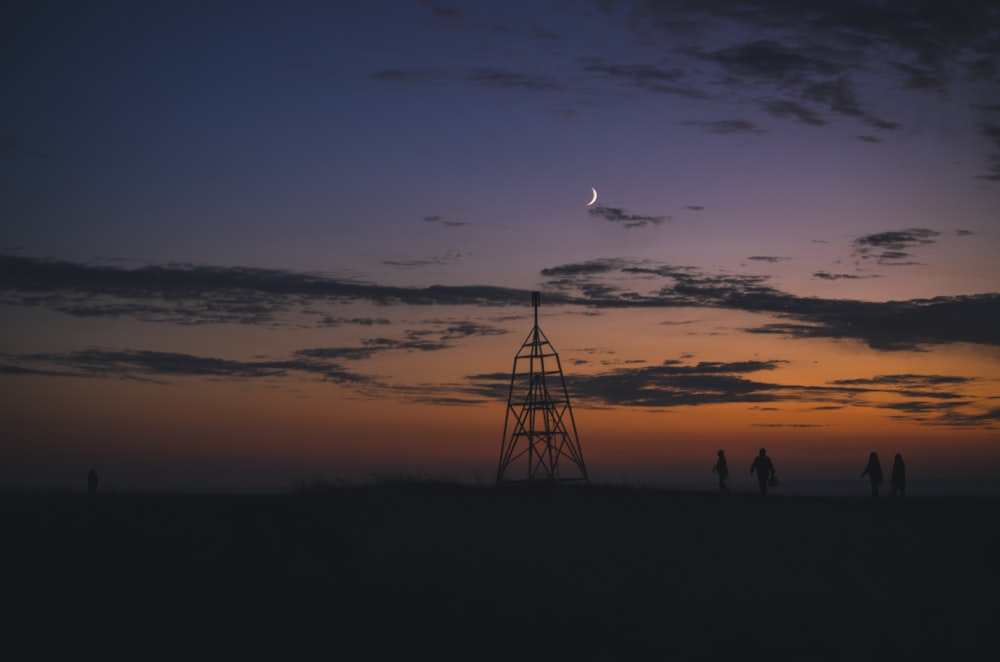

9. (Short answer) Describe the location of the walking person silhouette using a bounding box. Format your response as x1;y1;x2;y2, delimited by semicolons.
712;450;729;493
750;448;775;496
890;453;906;499
860;452;883;498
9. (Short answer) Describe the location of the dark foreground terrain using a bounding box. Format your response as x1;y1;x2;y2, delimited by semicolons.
5;483;997;660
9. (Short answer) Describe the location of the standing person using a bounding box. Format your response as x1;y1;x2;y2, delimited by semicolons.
890;453;906;499
860;452;883;498
750;448;775;496
712;450;729;492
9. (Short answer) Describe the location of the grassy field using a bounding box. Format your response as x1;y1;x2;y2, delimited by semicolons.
5;482;996;659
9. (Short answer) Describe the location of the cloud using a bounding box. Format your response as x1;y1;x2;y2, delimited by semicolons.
6;343;990;428
706;40;838;79
0;324;508;386
588;205;670;228
372;1;998;179
801;77;900;130
423;215;469;227
4;254;998;352
0;348;373;384
851;228;940;264
977;122;1000;181
743;295;1000;352
893;61;949;94
581;59;710;99
760;99;828;126
812;271;873;280
829;374;974;389
747;256;788;263
316;317;392;327
681;119;765;135
3;256;995;428
540;258;630;278
464;357;990;428
462;358;996;428
435;320;509;339
420;0;462;20
698;41;899;131
0;255;529;326
541;257;1000;350
382;249;465;268
609;0;998;174
295;337;447;361
374;67;561;93
465;67;562;91
467;359;793;409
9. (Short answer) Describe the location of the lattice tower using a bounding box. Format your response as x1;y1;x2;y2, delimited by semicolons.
496;291;588;485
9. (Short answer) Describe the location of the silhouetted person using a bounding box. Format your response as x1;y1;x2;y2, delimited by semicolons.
712;450;729;492
860;452;883;498
750;448;775;496
88;469;98;495
890;453;906;499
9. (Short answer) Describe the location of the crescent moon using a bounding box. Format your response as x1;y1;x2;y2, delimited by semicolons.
587;187;598;206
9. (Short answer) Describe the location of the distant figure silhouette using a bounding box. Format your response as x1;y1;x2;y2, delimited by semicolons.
890;453;906;499
860;452;883;498
712;450;729;492
88;469;98;495
749;448;775;496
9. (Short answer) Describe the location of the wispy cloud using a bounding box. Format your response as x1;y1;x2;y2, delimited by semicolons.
423;215;469;227
382;249;466;269
706;40;838;79
4;343;991;429
681;119;765;135
541;257;1000;351
852;228;941;264
0;255;528;326
316;316;392;327
462;359;995;429
812;271;874;280
420;0;462;21
2;262;995;429
0;319;507;386
760;99;828;126
581;59;710;99
4;254;998;352
0;348;372;384
374;1;999;180
977;122;1000;181
466;67;562;91
373;67;562;92
588;205;670;228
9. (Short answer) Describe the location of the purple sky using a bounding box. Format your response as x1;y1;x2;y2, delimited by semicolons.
2;1;999;491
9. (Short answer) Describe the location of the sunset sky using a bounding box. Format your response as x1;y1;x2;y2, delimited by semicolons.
2;0;999;492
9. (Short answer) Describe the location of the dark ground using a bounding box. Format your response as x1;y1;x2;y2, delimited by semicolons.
4;483;997;660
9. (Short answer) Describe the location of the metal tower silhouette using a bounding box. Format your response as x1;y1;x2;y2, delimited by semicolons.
497;291;589;485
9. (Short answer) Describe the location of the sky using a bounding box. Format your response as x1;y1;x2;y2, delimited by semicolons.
2;0;999;492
